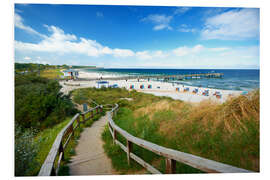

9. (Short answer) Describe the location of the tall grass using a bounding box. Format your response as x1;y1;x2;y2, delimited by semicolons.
40;69;63;79
73;88;259;173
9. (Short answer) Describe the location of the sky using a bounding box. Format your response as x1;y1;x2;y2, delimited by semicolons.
14;4;260;69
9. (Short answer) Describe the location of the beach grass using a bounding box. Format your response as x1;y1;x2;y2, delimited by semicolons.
72;87;259;173
40;68;64;79
30;117;71;175
29;109;105;176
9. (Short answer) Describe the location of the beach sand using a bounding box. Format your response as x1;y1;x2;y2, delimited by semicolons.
60;70;243;103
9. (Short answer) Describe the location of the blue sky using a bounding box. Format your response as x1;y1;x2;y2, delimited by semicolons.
14;4;260;69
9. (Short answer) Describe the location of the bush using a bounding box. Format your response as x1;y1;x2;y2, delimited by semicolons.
15;74;78;130
15;125;39;176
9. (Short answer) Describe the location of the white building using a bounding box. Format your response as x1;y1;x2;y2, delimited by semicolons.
63;69;79;79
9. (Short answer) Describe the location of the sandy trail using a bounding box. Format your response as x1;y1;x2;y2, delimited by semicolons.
68;113;116;175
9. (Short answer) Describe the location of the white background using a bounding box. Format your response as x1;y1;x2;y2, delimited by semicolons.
1;0;269;180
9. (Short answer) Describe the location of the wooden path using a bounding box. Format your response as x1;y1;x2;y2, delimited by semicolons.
68;113;115;175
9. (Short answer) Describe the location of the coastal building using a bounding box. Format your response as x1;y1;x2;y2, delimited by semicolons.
96;81;109;88
63;69;79;79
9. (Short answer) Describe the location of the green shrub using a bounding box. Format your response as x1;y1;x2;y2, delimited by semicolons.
15;125;39;176
15;74;78;130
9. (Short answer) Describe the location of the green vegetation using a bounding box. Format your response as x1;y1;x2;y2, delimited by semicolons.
15;74;78;130
71;65;97;69
15;72;78;176
14;63;102;176
15;63;69;73
72;87;259;174
40;68;64;79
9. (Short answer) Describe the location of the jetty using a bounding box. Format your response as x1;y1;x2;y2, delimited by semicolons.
75;72;224;81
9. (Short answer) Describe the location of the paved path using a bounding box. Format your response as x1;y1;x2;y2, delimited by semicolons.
68;113;116;175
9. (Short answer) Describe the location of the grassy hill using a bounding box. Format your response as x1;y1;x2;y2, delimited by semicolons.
72;87;259;173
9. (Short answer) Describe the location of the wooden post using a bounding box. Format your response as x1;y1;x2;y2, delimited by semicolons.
91;110;94;118
59;141;64;161
165;158;176;174
82;114;85;124
77;115;81;127
71;124;74;136
113;129;117;144
127;140;133;166
51;166;56;176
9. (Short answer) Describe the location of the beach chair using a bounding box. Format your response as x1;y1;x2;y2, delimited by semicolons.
192;88;198;94
140;85;144;89
184;87;189;92
176;87;180;91
113;84;118;88
202;90;209;96
148;85;152;89
241;91;248;95
216;94;222;99
130;85;134;89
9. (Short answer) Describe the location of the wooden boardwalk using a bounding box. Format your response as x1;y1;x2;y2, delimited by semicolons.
68;114;115;175
39;103;252;176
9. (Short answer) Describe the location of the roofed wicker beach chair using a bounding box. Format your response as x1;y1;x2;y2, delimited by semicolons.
241;91;248;95
213;91;222;99
130;85;134;89
193;88;198;94
176;87;180;91
202;89;209;96
216;94;222;99
148;84;152;89
140;85;144;89
184;87;189;92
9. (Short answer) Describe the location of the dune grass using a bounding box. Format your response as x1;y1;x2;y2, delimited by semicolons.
72;87;259;173
28;117;71;175
40;69;64;79
30;108;105;176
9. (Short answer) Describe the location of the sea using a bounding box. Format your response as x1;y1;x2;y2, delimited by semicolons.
82;69;260;91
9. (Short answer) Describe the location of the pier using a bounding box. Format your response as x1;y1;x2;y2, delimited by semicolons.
75;72;224;81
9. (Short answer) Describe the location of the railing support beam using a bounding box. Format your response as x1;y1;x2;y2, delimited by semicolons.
113;129;117;145
127;140;133;166
165;158;176;174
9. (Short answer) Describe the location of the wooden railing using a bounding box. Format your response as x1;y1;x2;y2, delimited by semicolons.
108;104;253;174
38;105;103;176
63;82;80;86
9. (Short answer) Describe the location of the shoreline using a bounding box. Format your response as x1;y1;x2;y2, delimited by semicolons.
60;70;245;103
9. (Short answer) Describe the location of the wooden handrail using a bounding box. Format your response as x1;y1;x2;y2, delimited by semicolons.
108;104;253;174
38;105;103;176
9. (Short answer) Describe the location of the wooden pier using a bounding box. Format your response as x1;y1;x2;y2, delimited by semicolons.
75;72;224;81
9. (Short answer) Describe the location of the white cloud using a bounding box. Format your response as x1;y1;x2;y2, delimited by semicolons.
136;51;152;60
141;14;173;31
209;47;230;52
178;28;197;33
15;25;137;58
178;24;197;33
201;8;259;40
113;49;135;58
24;56;31;60
96;12;103;17
136;50;168;60
14;15;259;69
14;13;46;38
174;7;191;15
173;44;204;56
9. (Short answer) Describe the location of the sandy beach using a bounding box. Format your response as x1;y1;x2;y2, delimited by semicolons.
60;70;243;103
